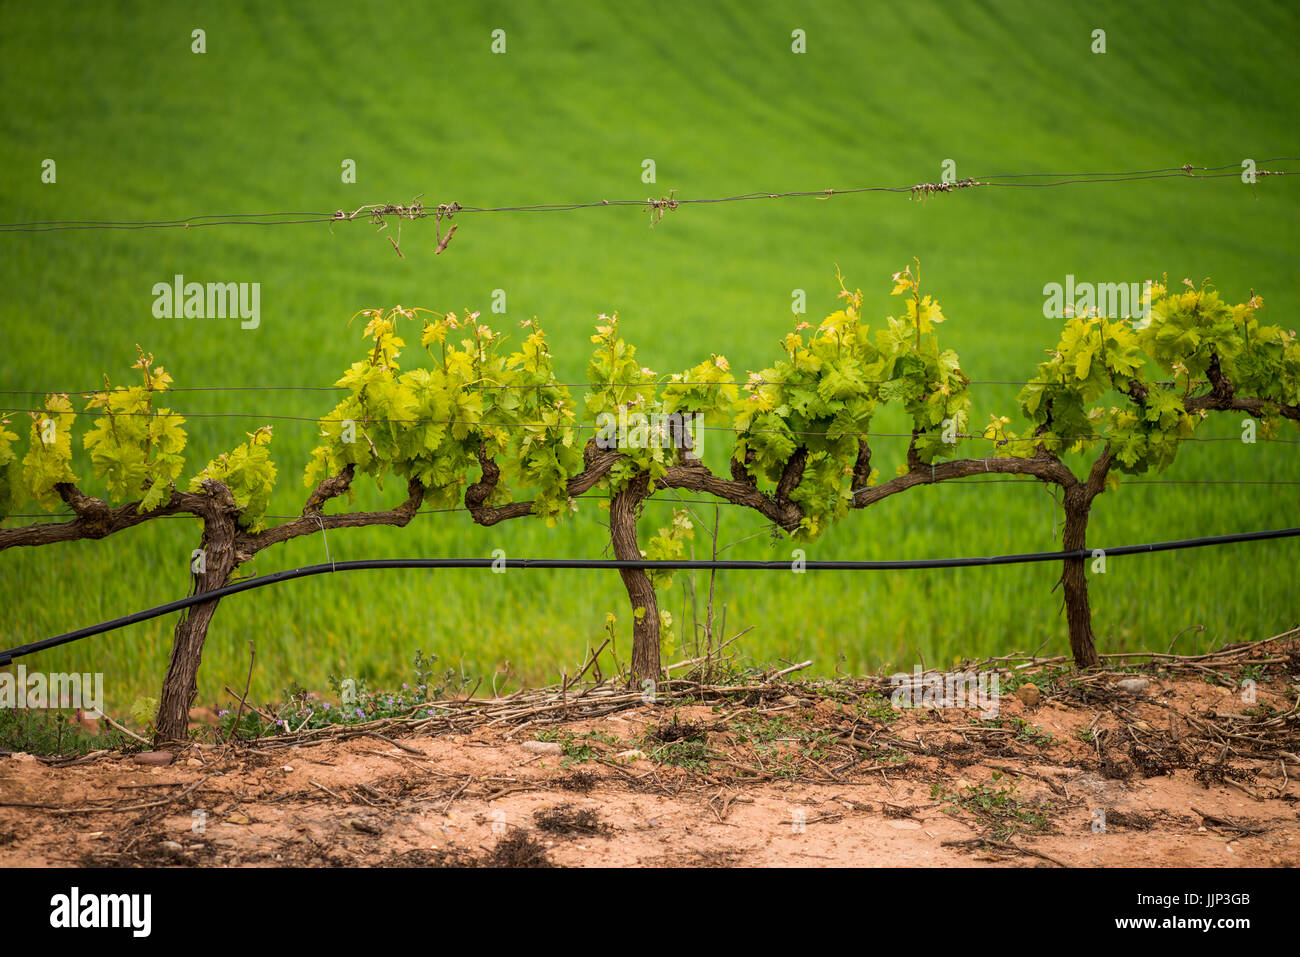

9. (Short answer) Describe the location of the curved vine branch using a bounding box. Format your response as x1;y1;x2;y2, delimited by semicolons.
851;451;1077;508
245;473;426;555
0;482;208;551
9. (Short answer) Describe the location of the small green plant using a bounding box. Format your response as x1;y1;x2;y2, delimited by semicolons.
732;713;798;743
1242;702;1280;720
534;728;623;766
0;708;129;757
931;775;1052;841
971;715;1054;748
412;649;474;700
999;665;1076;696
129;696;158;737
1013;719;1055;748
646;738;714;772
726;711;839;778
856;691;899;724
213;655;479;741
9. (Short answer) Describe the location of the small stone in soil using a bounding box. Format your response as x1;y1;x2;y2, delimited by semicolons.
1016;684;1043;707
521;741;562;755
132;751;175;766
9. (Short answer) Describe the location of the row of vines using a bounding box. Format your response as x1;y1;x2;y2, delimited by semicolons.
2;265;1298;742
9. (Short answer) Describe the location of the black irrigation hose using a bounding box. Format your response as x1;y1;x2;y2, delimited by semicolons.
2;525;1298;667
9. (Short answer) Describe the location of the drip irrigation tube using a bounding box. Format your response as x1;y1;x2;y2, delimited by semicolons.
1;525;1297;666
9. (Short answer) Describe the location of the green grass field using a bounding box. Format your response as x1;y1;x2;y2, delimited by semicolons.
1;0;1297;716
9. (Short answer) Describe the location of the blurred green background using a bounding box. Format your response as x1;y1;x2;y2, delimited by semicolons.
1;0;1297;716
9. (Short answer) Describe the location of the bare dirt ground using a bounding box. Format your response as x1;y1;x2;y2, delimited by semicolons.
2;638;1298;868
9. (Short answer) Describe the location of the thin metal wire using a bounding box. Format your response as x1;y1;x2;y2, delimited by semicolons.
1;405;1295;445
0;377;1216;395
1;159;1294;232
4;474;1298;529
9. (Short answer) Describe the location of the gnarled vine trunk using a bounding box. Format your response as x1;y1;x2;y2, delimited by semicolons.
1059;484;1101;669
153;483;242;743
609;473;660;687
